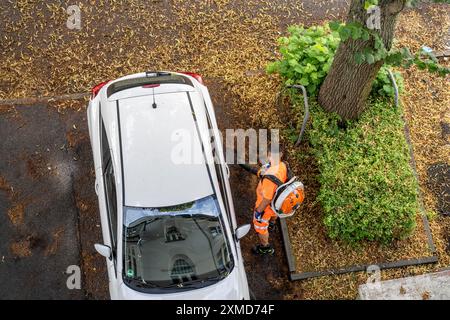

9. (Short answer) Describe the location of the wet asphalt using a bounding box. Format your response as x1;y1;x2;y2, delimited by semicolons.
0;104;107;299
0;105;84;299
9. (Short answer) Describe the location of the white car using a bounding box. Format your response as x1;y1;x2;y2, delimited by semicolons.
87;71;251;300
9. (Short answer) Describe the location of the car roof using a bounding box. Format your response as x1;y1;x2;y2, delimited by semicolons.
102;84;214;208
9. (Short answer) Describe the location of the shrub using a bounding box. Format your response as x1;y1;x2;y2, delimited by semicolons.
266;24;339;95
372;65;404;98
308;100;419;243
267;23;404;98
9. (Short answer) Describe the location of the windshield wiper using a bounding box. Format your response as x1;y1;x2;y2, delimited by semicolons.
125;277;161;289
164;275;226;289
137;238;144;258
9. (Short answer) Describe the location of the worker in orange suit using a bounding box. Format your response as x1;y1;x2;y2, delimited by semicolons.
248;147;287;255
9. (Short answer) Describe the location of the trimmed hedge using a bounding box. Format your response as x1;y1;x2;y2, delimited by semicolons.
308;100;419;243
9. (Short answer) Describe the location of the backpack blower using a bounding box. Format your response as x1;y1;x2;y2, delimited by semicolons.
239;163;305;218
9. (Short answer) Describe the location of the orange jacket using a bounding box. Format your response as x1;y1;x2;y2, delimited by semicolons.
253;162;288;235
255;162;288;210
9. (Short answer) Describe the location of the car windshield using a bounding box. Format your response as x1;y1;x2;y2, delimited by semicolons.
122;195;234;291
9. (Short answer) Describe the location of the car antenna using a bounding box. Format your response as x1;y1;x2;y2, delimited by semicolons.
152;87;157;109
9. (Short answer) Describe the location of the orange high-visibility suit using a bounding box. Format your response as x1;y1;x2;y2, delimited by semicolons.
253;162;288;235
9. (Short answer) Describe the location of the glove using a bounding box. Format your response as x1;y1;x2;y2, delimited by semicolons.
257;162;271;178
254;210;264;221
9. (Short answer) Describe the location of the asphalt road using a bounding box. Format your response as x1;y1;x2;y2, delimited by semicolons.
0;104;107;299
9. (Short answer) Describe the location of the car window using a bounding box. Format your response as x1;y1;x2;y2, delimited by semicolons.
214;160;233;226
107;74;193;98
204;106;234;227
100;116;118;265
101;118;111;170
104;161;118;252
122;195;234;292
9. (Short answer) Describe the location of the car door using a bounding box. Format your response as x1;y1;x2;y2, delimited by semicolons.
209;117;250;297
203;107;237;230
96;112;119;293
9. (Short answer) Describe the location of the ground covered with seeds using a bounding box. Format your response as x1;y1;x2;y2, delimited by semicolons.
0;0;448;299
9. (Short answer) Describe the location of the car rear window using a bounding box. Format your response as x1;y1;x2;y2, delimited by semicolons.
107;74;193;98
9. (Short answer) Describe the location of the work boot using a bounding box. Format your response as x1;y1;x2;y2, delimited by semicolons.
252;244;275;255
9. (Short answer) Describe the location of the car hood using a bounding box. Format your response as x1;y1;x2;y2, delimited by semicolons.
115;269;246;300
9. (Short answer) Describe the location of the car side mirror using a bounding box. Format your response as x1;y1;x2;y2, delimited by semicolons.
235;224;251;241
94;243;112;260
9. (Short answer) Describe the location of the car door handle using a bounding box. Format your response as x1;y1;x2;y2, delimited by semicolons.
95;180;99;196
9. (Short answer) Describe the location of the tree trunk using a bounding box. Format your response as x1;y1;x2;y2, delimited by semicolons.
318;0;406;120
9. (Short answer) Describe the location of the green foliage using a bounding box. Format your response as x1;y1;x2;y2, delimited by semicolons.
267;24;403;99
266;25;340;95
392;47;450;77
330;21;371;43
372;65;403;98
364;0;379;9
330;21;450;76
307;100;419;243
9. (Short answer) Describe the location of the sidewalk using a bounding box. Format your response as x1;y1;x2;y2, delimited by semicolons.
358;269;450;300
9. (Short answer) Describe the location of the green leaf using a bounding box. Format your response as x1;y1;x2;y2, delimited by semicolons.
329;21;341;31
351;27;362;40
339;27;352;42
383;84;392;93
322;62;331;72
365;53;375;64
288;59;298;67
374;37;383;50
355;52;365;64
266;62;279;74
427;62;438;72
364;0;379;9
294;66;304;73
313;43;327;53
438;67;450;77
299;77;310;86
416;60;427;70
385;52;403;66
361;30;370;41
278;37;289;45
304;63;316;73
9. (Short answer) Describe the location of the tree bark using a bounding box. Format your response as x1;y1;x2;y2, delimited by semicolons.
318;0;406;120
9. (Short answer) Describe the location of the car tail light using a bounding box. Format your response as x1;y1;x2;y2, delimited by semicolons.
142;84;160;88
179;72;204;85
91;80;111;98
